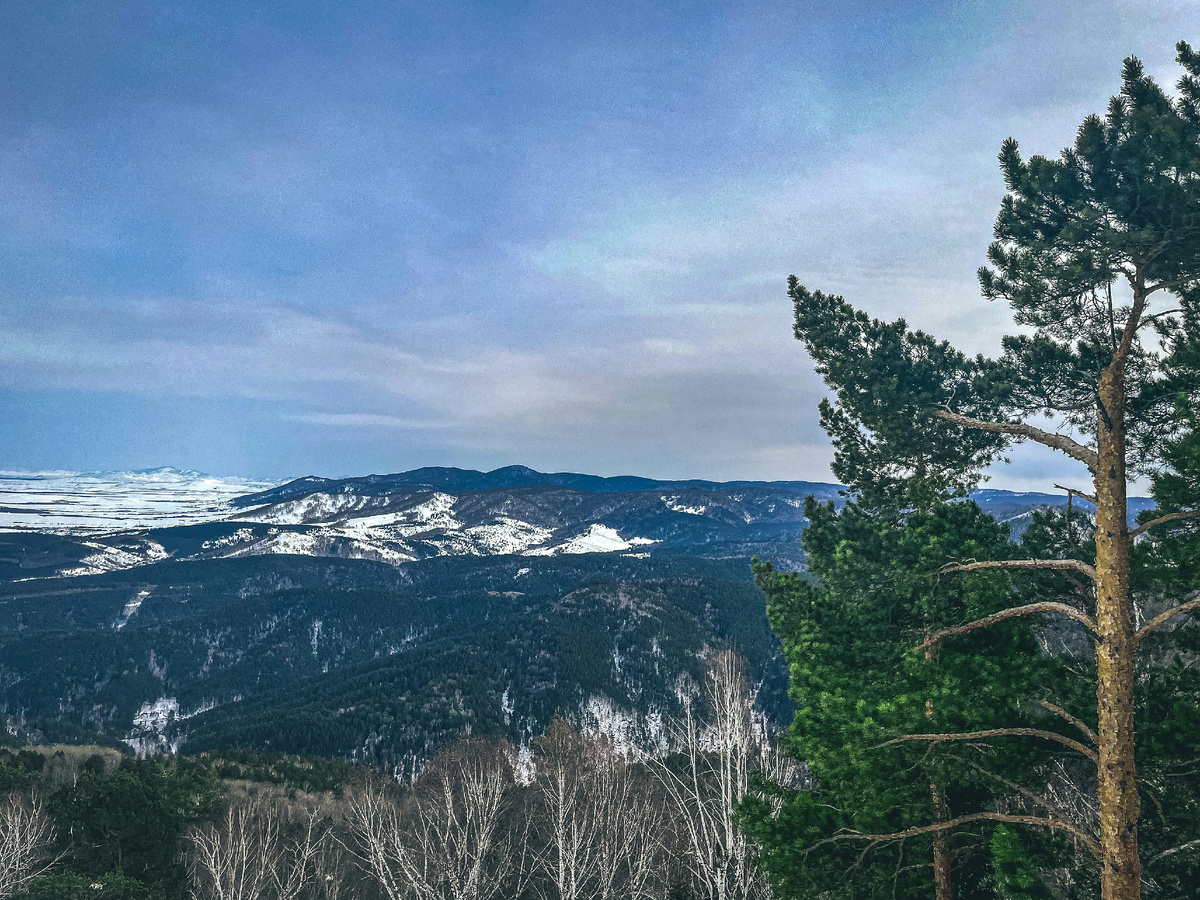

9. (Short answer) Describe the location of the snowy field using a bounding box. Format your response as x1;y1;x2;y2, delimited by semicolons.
0;467;274;532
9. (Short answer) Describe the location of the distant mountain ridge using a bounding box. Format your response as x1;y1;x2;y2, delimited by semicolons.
230;464;843;508
0;465;1156;582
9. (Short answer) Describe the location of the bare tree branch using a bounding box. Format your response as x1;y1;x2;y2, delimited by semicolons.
924;602;1098;653
1054;484;1098;505
939;558;1098;580
1127;510;1200;540
347;742;527;900
929;409;1099;470
880;728;1098;763
959;760;1102;859
1039;700;1098;745
654;651;771;900
1135;592;1200;645
0;792;57;899
806;812;1100;858
1149;837;1200;865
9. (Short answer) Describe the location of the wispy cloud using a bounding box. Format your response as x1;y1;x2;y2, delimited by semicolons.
0;1;1192;485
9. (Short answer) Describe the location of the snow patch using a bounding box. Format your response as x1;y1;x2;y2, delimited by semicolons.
526;524;657;556
115;589;152;630
62;540;168;577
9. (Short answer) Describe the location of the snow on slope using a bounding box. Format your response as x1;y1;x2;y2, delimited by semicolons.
61;540;170;577
0;468;274;532
662;496;707;515
240;494;657;559
526;524;658;556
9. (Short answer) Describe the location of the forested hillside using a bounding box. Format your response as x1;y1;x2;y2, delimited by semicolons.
0;552;789;765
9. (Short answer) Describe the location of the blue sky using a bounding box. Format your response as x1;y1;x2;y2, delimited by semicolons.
0;1;1196;486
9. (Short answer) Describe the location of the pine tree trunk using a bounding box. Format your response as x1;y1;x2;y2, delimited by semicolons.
931;785;952;900
1094;365;1141;900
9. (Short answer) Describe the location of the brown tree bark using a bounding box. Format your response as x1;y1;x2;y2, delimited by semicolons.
925;651;952;900
925;298;1149;896
931;785;952;900
1093;362;1142;900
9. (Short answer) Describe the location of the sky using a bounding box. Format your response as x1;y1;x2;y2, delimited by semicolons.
0;1;1197;488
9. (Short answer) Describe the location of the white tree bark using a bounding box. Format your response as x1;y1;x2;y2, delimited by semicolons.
534;725;599;900
348;741;528;900
588;754;663;900
0;792;55;900
655;650;774;900
187;795;323;900
531;720;665;900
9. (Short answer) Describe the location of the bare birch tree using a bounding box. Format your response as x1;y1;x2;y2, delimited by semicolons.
348;739;529;900
588;748;664;900
532;718;598;900
0;792;55;899
187;794;324;900
656;650;773;900
530;719;665;900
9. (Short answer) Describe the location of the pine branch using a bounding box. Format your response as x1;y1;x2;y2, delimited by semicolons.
1112;283;1148;364
879;728;1098;763
1139;306;1183;321
938;558;1098;580
1127;510;1200;539
1038;700;1097;745
1135;592;1200;644
924;601;1098;651
960;758;1101;858
806;812;1100;857
929;409;1099;470
1054;484;1097;505
1149;837;1200;865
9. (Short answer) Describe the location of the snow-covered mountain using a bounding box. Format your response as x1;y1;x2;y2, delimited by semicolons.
0;467;837;578
0;465;1154;581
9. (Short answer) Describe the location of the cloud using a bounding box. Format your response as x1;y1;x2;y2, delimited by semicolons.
0;1;1192;485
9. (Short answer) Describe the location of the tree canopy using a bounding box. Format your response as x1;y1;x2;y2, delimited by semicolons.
747;41;1200;900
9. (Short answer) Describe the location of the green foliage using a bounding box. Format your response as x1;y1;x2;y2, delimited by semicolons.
790;281;1006;510
742;498;1078;898
47;756;224;897
18;872;160;900
202;748;354;793
989;826;1059;899
0;748;45;792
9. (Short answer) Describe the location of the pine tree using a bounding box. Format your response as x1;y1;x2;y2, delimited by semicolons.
742;499;1082;898
770;43;1200;900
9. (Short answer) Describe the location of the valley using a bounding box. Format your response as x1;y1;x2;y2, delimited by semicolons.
0;465;1143;766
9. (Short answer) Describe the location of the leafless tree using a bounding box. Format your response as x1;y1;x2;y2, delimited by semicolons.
187;794;324;900
312;823;354;900
532;719;598;900
0;792;55;899
656;650;774;900
587;747;664;900
348;739;530;900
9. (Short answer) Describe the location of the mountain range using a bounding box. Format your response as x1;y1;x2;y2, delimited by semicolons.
1;465;1150;581
0;465;1155;764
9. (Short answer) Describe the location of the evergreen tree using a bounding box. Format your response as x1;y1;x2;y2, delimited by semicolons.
743;499;1087;898
756;42;1200;900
